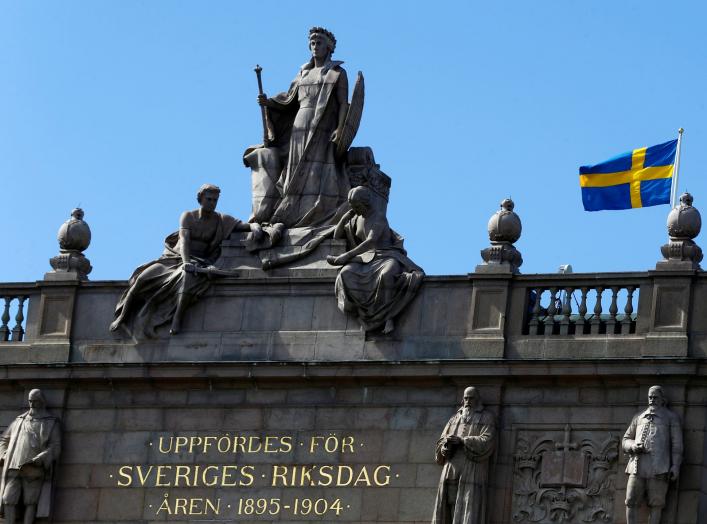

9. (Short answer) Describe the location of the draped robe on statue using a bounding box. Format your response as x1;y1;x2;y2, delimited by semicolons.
432;405;496;524
335;212;424;331
244;59;350;229
0;412;60;519
110;213;240;338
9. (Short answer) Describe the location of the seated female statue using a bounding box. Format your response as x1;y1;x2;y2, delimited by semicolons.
327;186;424;334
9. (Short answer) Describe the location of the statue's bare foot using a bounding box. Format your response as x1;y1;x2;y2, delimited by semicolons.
169;320;181;336
382;319;395;334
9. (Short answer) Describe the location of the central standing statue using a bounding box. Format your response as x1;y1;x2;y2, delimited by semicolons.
245;27;354;228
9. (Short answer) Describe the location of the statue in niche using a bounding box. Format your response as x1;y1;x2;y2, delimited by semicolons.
432;387;496;524
245;26;361;229
623;385;683;524
327;185;424;334
0;389;61;524
110;184;262;337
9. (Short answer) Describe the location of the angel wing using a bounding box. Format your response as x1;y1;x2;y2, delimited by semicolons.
336;71;365;159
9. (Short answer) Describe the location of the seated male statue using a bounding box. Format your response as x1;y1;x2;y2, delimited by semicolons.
111;184;262;337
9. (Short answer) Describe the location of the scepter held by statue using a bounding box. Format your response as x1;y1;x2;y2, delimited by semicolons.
254;65;273;146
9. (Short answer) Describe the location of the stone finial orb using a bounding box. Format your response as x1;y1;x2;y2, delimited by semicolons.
657;192;702;270
667;192;701;240
476;198;523;274
48;208;92;280
488;198;522;243
58;208;92;252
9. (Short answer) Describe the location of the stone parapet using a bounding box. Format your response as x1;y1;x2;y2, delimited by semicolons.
3;269;707;362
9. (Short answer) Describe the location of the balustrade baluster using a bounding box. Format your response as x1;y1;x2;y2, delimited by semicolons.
527;287;543;335
590;287;603;334
559;287;573;335
544;287;558;336
622;286;636;334
606;287;619;334
0;297;11;342
575;287;588;335
10;296;26;342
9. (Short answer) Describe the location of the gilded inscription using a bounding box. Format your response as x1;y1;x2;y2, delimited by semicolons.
114;433;394;518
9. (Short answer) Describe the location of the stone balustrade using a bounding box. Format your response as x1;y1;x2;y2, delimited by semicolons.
0;266;703;362
522;273;644;336
0;284;36;342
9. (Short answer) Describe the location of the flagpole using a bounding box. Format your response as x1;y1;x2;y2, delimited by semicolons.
671;128;684;207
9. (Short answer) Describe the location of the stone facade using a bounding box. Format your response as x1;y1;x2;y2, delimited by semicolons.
1;265;706;523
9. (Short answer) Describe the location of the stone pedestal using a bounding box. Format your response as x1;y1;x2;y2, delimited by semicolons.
476;242;523;274
46;252;91;281
657;238;702;270
218;232;346;278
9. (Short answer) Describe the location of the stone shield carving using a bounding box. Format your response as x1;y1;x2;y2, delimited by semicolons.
512;424;620;523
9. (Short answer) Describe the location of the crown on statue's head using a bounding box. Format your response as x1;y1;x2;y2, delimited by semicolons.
309;27;337;53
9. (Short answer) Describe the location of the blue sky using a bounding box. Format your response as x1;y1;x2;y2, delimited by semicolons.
2;1;706;281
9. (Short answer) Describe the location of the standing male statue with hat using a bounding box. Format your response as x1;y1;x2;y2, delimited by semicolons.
623;385;683;524
0;389;61;524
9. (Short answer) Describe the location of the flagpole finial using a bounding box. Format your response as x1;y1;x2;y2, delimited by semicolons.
671;130;685;207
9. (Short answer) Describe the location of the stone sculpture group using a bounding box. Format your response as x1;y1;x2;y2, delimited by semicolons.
110;26;423;339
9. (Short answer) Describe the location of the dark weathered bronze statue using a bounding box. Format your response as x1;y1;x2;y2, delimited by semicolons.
623;385;683;524
327;186;423;334
432;387;496;524
110;184;261;337
244;27;362;229
0;389;61;524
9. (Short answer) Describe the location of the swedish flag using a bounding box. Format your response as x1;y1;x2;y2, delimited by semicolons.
579;139;677;211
